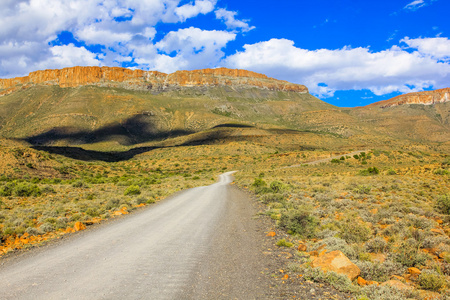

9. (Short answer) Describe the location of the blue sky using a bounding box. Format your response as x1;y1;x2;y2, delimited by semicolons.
1;0;449;107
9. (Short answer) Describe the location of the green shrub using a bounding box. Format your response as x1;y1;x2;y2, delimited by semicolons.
276;238;293;247
260;193;285;204
434;169;449;175
354;185;372;194
387;168;397;175
418;270;446;291
124;185;141;196
302;267;357;293
356;260;405;282
339;217;372;243
14;183;41;197
353;154;360;159
436;193;450;215
252;177;267;188
269;181;284;193
331;159;341;163
359;167;380;176
72;181;86;188
0;182;15;196
394;238;430;267
279;208;319;238
365;237;388;253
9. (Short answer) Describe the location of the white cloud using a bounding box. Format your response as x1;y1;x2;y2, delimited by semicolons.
39;44;103;69
175;0;217;22
402;37;450;60
0;0;237;78
224;38;450;98
403;0;437;11
215;8;255;32
404;0;426;10
153;27;236;72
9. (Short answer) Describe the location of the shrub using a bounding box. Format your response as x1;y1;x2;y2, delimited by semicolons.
0;182;15;196
260;193;285;204
279;208;319;238
356;260;405;282
252;177;267;188
25;227;42;236
353;185;372;194
436;193;450;214
339;218;372;243
331;159;341;163
270;181;284;193
365;237;388;253
359;167;380;176
124;185;141;196
418;269;446;291
359;284;410;300
40;222;54;233
276;238;293;247
72;181;86;188
387;168;397;175
394;238;430;267
434;169;449;175
302;267;357;293
14;183;41;197
85;208;100;217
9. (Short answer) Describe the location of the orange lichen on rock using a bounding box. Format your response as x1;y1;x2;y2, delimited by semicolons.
74;222;86;231
310;250;361;281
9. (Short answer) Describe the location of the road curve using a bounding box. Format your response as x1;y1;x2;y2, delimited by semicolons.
0;171;270;299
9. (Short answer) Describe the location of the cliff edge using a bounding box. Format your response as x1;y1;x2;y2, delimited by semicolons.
0;66;308;96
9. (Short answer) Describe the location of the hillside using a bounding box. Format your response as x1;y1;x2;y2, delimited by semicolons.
0;66;448;153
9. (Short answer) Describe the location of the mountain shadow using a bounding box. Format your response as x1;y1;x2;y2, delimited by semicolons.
31;146;161;162
24;114;193;146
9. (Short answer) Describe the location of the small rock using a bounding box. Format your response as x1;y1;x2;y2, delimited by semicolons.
357;276;367;286
381;280;412;291
267;231;276;237
310;250;361;281
408;267;421;275
369;253;386;263
74;222;86;231
298;243;307;252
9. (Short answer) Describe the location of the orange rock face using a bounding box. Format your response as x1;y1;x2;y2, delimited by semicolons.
0;66;308;94
371;88;450;108
310;250;361;281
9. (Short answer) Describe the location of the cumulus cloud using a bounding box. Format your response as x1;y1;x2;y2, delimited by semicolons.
0;0;239;78
153;27;236;72
175;0;217;22
215;8;255;32
224;38;450;98
402;37;450;60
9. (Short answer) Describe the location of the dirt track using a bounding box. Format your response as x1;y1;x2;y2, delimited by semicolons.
0;172;350;299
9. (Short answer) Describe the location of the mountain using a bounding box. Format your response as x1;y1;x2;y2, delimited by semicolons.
369;88;450;108
0;66;307;95
0;66;448;153
0;67;333;150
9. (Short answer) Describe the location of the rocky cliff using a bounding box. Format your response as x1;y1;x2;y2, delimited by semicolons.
371;88;450;108
0;66;308;96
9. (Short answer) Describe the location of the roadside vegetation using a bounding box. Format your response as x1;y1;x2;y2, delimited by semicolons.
236;149;450;299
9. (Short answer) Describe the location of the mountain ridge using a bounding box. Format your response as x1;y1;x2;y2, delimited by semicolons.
0;66;308;96
369;88;450;108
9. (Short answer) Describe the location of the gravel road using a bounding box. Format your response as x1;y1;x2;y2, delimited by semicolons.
0;172;275;299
